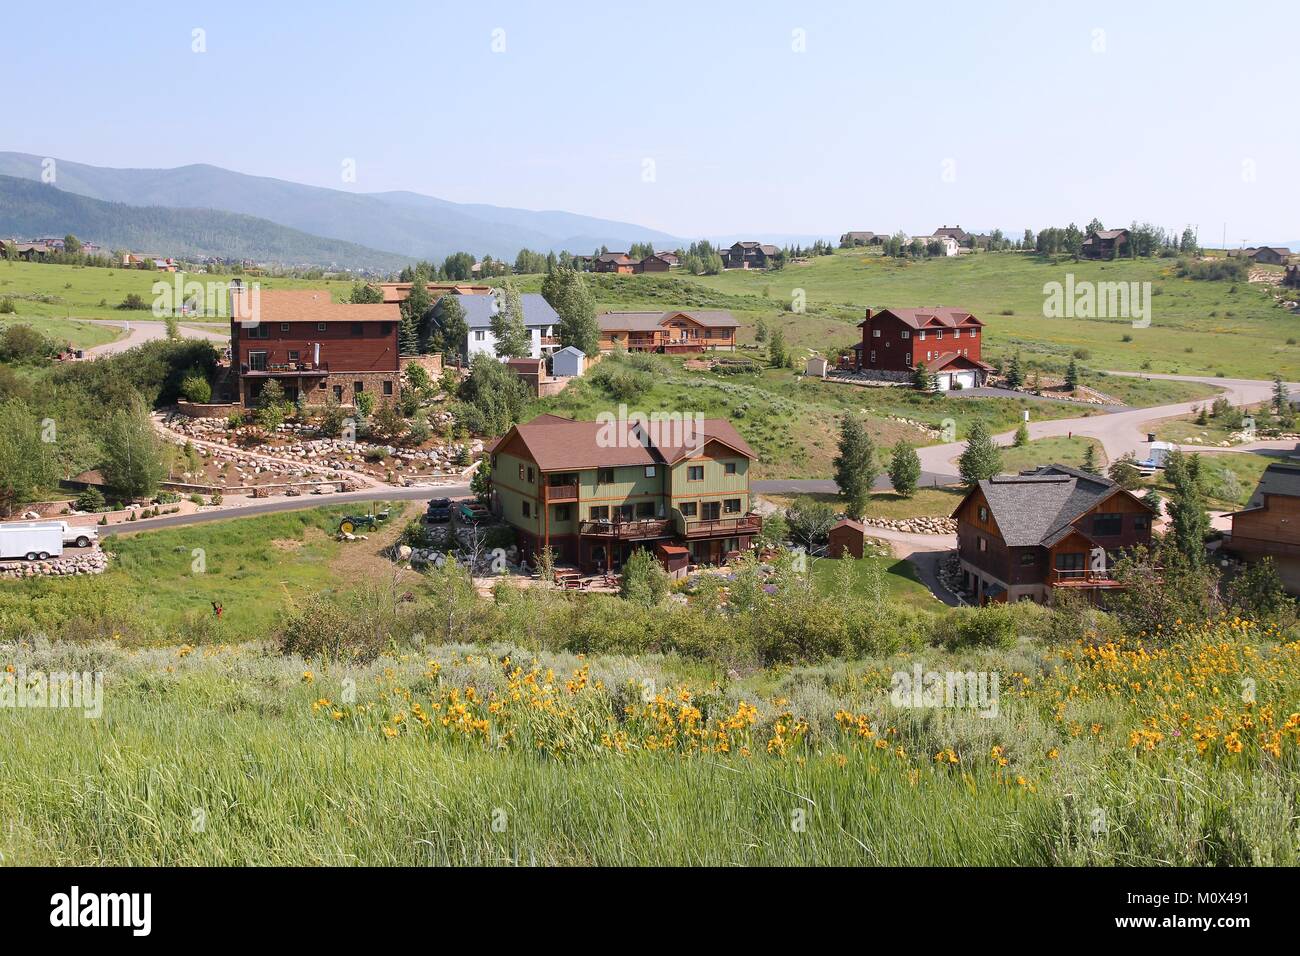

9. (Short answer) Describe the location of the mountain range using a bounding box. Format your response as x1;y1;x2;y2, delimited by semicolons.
0;152;687;267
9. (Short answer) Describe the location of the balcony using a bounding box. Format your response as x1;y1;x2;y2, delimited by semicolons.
241;361;330;377
543;483;578;503
579;518;674;540
1222;534;1300;558
1049;568;1125;588
682;515;763;538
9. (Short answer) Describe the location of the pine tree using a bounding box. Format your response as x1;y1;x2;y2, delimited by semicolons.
400;275;432;355
1164;450;1209;566
1273;373;1289;416
768;329;787;368
755;318;768;343
1065;357;1079;391
1082;441;1098;475
888;440;921;498
958;421;1002;487
1013;420;1029;447
832;415;877;518
491;279;531;358
541;265;600;357
1004;351;1023;389
911;363;935;391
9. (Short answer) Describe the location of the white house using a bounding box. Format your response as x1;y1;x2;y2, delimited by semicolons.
914;235;960;257
551;345;586;378
441;292;561;361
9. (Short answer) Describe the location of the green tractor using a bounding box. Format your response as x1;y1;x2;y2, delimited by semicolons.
337;508;391;535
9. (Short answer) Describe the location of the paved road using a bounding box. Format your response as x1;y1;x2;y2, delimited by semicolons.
84;319;229;357
107;485;472;535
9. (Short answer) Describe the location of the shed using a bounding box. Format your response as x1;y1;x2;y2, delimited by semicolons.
655;542;690;579
827;518;865;559
805;355;829;379
551;345;585;378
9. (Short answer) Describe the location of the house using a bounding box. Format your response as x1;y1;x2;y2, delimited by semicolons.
952;464;1158;605
592;252;637;274
6;242;55;261
841;231;879;246
1223;461;1300;595
827;518;865;559
1251;246;1293;266
228;288;400;408
853;307;991;389
550;346;586;378
1081;229;1130;260
378;282;491;303
933;225;969;245
488;413;761;572
441;291;560;360
651;250;680;266
636;253;672;273
914;235;960;256
721;241;779;270
597;310;739;353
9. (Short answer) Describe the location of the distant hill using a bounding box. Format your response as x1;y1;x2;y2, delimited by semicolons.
0;152;683;262
0;175;410;271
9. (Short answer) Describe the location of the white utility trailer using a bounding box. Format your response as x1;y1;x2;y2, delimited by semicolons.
0;521;66;561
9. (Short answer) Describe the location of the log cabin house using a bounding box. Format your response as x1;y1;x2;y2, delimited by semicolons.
1223;461;1300;595
598;310;739;353
952;464;1157;604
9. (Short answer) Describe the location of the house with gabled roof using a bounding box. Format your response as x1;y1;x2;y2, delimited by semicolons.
488;413;761;571
592;252;637;274
721;241;780;269
597;310;739;353
435;291;560;361
853;306;991;389
1081;228;1130;260
1250;246;1293;266
933;225;969;244
1223;460;1300;595
951;464;1158;604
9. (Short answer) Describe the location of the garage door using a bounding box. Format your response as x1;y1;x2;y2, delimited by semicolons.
954;371;977;389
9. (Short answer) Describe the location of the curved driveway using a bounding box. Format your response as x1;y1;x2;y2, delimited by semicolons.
84;319;229;357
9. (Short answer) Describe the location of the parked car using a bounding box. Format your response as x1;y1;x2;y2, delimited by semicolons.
458;501;490;524
425;498;452;522
0;522;65;561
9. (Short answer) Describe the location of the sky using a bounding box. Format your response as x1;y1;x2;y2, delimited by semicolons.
3;0;1298;244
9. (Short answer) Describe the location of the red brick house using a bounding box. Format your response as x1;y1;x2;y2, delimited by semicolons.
952;464;1157;605
853;307;991;389
228;289;400;408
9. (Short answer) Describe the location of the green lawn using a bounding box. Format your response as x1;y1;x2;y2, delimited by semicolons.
762;486;965;521
0;313;123;350
810;553;938;610
0;504;397;642
998;436;1107;474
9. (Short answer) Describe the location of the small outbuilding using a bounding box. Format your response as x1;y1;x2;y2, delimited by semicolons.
655;542;690;579
805;355;829;379
827;518;866;559
551;345;586;378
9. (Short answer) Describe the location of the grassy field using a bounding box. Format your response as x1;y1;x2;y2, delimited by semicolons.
1;622;1295;865
762;486;965;521
999;436;1107;474
0;503;404;642
810;552;937;610
0;313;123;350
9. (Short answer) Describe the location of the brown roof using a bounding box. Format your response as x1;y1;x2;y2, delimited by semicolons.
242;289;400;324
598;310;740;332
1083;229;1129;242
860;307;982;330
830;518;865;532
502;413;756;471
924;351;994;372
378;282;491;303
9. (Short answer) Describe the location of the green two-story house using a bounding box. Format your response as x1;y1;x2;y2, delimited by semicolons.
488;413;762;572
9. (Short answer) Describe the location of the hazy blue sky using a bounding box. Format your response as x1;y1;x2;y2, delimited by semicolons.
4;1;1298;243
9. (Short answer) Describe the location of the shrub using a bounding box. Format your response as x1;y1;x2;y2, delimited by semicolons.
75;487;106;512
180;371;212;404
116;293;149;310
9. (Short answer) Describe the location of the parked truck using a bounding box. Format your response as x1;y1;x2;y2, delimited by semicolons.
0;522;65;561
2;520;96;549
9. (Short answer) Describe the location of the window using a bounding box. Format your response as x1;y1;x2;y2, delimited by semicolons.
518;464;525;480
636;501;655;518
353;381;363;394
317;322;327;332
589;506;609;521
332;385;343;401
527;467;534;483
382;380;394;396
280;323;290;333
644;466;656;478
978;505;989;522
702;501;721;521
680;502;698;517
901;330;910;339
872;329;881;338
597;468;614;484
248;350;268;371
978;537;988;552
969;328;977;338
1054;552;1085;571
248;324;268;339
288;350;300;362
522;501;531;518
554;505;570;521
870;351;876;363
1019;552;1038;566
1134;514;1150;533
688;465;704;481
317;380;326;390
1092;513;1123;536
724;498;741;514
618;503;635;521
919;331;927;341
350;323;364;336
725;462;737;475
935;330;943;340
474;330;486;341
